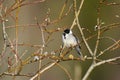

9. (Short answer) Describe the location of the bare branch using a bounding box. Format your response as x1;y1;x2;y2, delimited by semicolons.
29;61;58;80
73;0;93;56
82;56;120;80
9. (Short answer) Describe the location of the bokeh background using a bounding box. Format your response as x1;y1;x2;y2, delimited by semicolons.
0;0;120;80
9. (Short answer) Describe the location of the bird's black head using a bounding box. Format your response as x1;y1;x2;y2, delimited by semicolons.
64;29;70;34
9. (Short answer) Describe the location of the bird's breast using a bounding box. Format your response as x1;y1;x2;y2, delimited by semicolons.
64;36;77;47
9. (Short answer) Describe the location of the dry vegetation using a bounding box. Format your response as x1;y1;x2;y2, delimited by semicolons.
0;0;120;80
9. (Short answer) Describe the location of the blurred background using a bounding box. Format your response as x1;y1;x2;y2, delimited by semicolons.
0;0;120;80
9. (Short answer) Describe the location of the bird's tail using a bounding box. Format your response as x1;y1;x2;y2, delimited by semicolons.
75;46;84;60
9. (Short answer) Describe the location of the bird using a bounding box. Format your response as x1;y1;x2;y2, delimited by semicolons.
62;28;83;59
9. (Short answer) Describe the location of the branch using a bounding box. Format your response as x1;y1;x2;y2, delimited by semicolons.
70;0;85;29
82;56;120;80
0;6;7;57
29;61;58;80
97;40;120;57
73;0;93;56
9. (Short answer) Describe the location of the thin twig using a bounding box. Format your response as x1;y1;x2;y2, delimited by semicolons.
56;63;72;80
36;17;46;80
29;61;58;80
97;40;120;57
70;0;85;29
0;72;32;77
0;5;7;57
14;0;20;65
74;0;93;56
93;18;101;61
59;0;68;19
